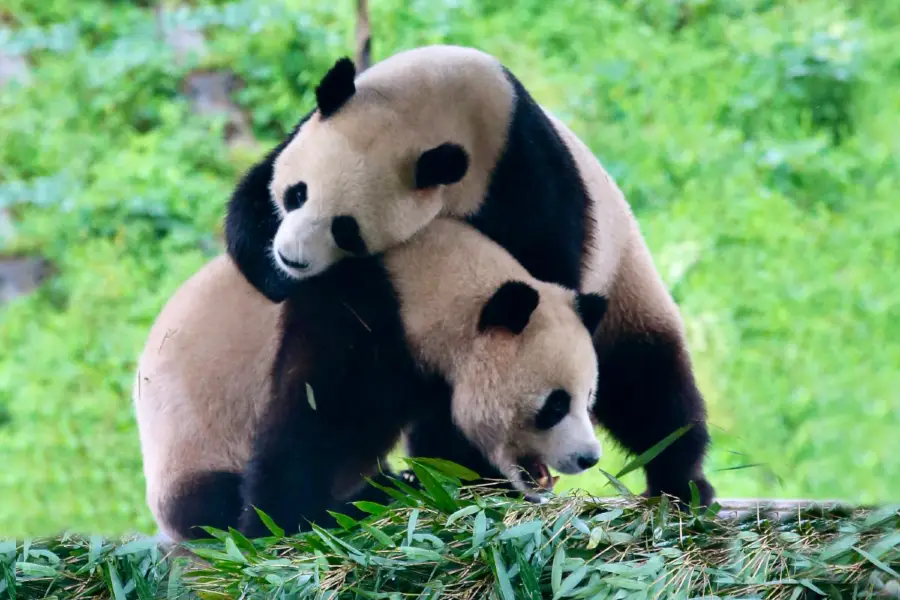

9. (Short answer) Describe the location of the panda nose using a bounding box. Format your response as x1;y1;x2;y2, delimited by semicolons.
576;453;599;470
278;251;310;271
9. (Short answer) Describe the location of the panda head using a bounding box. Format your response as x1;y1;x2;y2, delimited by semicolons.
452;281;608;497
268;57;470;280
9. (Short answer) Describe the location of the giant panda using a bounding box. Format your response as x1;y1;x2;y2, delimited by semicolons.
135;218;609;541
225;44;716;507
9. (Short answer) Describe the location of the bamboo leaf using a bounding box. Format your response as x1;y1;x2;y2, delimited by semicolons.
107;562;128;600
326;510;359;531
492;547;517;600
113;538;158;557
598;469;634;497
551;542;566;595
361;523;397;548
408;458;481;481
364;476;418;507
15;562;58;578
820;534;860;561
516;549;543;600
446;504;481;527
499;520;543;541
614;425;693;480
224;537;247;564
603;576;648;590
473;510;488;549
407;508;420;547
853;546;900;578
411;463;458;513
352;501;389;516
228;527;259;557
554;564;588;599
252;507;285;538
400;546;442;562
305;382;316;410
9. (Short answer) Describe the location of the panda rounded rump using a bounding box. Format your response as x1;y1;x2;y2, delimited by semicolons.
133;255;281;541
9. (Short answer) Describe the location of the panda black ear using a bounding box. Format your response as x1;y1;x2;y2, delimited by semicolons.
415;143;469;189
316;57;356;118
478;281;540;335
574;293;609;333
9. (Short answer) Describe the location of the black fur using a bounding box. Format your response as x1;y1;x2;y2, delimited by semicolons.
477;280;539;334
575;293;608;333
534;390;571;431
331;215;368;255
238;258;427;538
283;182;308;212
164;471;243;540
465;68;591;291
415;143;470;189
224;112;313;303
316;57;357;119
594;330;714;506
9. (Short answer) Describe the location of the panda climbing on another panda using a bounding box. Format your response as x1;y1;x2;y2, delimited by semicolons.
227;44;716;508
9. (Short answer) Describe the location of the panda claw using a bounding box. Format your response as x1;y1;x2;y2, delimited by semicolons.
524;492;549;505
398;469;420;487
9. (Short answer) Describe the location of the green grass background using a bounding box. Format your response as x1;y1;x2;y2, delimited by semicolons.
0;0;897;538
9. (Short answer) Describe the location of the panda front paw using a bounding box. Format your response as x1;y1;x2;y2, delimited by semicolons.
398;469;421;488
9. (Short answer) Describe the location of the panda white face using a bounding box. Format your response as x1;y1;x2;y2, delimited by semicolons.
453;350;602;498
451;282;607;498
521;388;602;476
269;112;469;281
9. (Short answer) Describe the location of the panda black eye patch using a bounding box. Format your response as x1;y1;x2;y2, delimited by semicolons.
331;215;368;256
283;182;308;212
534;390;571;431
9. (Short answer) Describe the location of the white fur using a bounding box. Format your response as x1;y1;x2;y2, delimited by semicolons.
272;210;345;278
540;410;602;474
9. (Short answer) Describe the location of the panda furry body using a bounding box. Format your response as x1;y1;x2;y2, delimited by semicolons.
136;219;608;540
227;45;714;505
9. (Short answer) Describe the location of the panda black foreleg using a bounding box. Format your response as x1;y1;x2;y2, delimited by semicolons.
404;376;506;486
163;470;245;540
594;330;715;508
238;410;349;538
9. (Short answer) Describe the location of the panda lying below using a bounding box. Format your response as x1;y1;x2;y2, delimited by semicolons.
135;217;608;541
236;218;608;538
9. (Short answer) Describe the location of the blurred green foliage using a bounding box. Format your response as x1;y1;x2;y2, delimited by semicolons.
0;0;897;538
